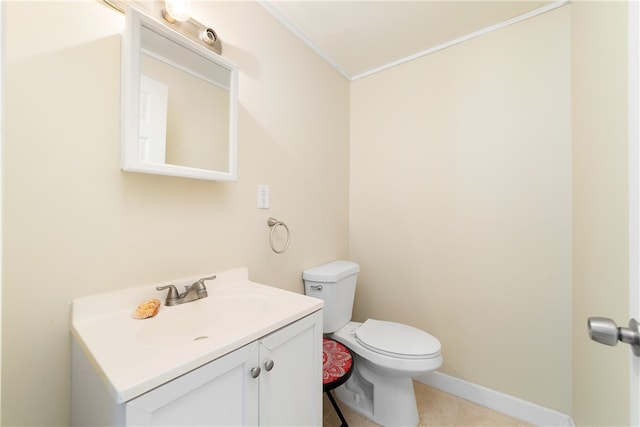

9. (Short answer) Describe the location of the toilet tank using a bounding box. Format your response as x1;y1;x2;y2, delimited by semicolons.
303;260;360;333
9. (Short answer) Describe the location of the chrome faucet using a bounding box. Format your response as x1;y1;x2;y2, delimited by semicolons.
156;275;216;306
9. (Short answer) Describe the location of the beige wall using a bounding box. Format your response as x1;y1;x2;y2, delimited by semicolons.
3;1;635;425
571;2;630;425
2;2;349;425
350;6;572;414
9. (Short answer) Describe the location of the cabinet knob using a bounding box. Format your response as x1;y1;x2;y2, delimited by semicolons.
264;359;275;371
250;367;261;378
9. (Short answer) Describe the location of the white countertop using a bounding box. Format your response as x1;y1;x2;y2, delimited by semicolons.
71;267;323;403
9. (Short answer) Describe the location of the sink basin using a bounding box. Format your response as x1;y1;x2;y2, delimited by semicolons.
136;292;275;345
70;267;324;403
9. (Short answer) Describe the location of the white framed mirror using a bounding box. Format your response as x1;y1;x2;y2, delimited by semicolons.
121;6;238;181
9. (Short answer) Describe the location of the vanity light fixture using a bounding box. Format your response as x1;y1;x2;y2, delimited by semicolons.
162;0;191;23
103;0;222;55
160;0;222;54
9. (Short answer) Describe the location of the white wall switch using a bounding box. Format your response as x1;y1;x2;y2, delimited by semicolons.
257;184;270;209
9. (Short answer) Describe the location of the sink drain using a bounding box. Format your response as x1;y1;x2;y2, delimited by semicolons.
194;336;209;341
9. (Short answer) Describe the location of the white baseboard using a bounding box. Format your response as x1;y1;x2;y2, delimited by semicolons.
416;371;574;427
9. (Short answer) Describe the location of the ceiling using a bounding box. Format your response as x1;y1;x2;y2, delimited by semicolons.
260;1;564;80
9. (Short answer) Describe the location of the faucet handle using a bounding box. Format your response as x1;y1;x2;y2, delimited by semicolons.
197;274;217;286
156;284;179;306
190;275;215;299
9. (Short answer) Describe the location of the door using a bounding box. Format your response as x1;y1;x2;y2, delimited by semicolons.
125;342;259;426
258;311;323;427
138;75;168;163
631;2;640;423
575;1;640;425
586;1;640;424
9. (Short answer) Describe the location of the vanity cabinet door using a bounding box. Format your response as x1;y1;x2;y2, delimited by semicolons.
258;311;323;426
125;342;259;426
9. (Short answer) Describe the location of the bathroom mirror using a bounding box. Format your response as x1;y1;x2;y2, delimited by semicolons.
121;7;238;181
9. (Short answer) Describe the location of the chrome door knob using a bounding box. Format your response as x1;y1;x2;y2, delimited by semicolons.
588;317;619;346
588;317;640;356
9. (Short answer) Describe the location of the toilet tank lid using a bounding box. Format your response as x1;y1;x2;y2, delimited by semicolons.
303;260;360;282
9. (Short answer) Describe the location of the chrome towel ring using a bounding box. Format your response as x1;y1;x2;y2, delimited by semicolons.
267;217;290;254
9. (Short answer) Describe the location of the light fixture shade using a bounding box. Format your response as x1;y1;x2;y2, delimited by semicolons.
163;0;191;23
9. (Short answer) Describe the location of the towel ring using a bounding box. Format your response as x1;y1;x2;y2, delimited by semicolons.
267;217;290;254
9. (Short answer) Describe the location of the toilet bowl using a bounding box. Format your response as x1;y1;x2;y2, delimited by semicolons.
303;261;443;427
331;320;442;426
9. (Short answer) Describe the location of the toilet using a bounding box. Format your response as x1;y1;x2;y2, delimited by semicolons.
303;260;442;427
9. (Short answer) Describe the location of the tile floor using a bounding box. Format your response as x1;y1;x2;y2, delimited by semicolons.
323;381;533;427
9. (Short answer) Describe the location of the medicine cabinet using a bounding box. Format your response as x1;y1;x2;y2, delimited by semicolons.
121;6;238;181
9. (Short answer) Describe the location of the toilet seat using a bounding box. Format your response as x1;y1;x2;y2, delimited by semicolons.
355;319;441;359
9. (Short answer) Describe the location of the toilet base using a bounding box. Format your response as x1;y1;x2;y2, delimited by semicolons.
334;354;420;427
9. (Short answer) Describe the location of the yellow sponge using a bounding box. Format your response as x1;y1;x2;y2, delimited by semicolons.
132;299;161;319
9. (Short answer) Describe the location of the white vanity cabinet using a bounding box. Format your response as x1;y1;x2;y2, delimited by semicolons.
124;311;322;426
